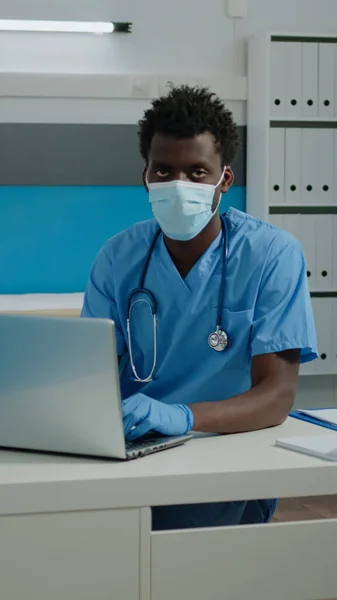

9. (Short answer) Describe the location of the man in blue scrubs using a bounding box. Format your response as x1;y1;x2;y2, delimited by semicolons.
82;86;317;529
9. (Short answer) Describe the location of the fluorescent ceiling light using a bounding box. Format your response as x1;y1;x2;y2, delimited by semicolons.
0;20;119;34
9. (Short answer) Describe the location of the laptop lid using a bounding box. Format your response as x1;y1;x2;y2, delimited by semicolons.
0;315;127;459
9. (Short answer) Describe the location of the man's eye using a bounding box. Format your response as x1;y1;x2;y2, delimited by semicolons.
155;169;169;178
191;170;207;180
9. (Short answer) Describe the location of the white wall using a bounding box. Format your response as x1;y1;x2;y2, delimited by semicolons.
0;0;234;75
1;0;337;76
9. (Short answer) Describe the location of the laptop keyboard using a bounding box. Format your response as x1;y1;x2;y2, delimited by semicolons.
126;432;169;450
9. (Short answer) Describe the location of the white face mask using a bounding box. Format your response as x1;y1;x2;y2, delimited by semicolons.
147;169;226;241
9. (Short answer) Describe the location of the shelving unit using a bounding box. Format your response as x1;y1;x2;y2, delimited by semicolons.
247;33;337;379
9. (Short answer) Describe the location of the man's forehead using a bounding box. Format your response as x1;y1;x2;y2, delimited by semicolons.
149;131;220;164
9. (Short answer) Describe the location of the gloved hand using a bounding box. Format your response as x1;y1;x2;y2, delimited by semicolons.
122;393;194;442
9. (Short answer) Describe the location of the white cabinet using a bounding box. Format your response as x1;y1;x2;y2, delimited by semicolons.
248;33;337;378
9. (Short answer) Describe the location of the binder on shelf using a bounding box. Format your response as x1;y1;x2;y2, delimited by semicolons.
268;214;284;229
318;42;335;119
315;215;333;289
312;297;333;375
317;129;334;205
301;129;317;204
282;213;300;239
285;214;316;291
335;131;337;203
332;298;337;375
285;42;302;118
335;44;337;117
300;294;318;376
285;128;302;204
333;215;337;290
270;42;286;118
302;42;318;118
302;215;317;291
269;128;285;204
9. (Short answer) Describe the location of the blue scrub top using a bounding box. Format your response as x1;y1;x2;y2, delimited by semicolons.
82;207;318;403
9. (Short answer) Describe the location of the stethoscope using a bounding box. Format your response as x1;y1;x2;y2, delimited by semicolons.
126;214;229;383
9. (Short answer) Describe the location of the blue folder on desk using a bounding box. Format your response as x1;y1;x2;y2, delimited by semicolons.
290;408;337;432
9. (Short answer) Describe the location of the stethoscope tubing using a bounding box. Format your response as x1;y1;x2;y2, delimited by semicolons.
127;213;229;382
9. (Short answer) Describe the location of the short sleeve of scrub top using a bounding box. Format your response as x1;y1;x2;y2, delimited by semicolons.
251;235;317;363
81;245;126;356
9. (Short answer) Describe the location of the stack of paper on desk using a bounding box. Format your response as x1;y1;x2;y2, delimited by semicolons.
276;434;337;461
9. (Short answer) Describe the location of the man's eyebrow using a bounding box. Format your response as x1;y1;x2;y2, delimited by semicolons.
151;161;211;169
189;162;210;169
151;161;171;168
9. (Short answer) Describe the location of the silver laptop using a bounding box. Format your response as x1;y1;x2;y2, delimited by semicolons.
0;315;191;460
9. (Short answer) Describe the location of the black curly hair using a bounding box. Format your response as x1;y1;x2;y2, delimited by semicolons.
138;85;240;166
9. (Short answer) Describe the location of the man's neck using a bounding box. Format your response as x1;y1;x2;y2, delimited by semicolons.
163;213;222;279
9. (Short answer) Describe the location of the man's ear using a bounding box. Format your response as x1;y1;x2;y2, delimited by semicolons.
142;168;149;191
221;167;234;193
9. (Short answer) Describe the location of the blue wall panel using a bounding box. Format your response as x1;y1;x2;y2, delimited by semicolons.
0;185;246;294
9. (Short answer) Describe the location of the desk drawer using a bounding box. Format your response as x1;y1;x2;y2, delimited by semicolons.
151;519;337;600
0;508;140;600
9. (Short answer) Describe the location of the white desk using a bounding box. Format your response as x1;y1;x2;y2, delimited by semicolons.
0;418;336;600
0;293;83;317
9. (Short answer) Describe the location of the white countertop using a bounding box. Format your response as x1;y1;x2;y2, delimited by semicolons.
0;418;336;516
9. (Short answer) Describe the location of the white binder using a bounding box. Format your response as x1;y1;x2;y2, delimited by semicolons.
285;128;302;204
332;298;337;374
302;297;319;375
270;42;286;118
282;212;316;291
296;215;316;291
333;215;337;290
285;42;302;118
268;214;284;228
316;129;334;205
301;129;317;204
313;297;333;375
335;44;337;117
282;213;300;240
335;130;337;202
315;215;333;290
302;42;318;118
300;291;317;376
318;43;335;118
269;128;285;204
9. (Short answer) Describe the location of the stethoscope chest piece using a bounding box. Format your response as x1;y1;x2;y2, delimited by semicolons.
208;327;228;352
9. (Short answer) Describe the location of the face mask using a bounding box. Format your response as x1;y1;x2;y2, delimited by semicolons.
147;169;226;241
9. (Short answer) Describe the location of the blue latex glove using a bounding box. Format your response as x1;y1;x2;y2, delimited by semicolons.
122;393;194;442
